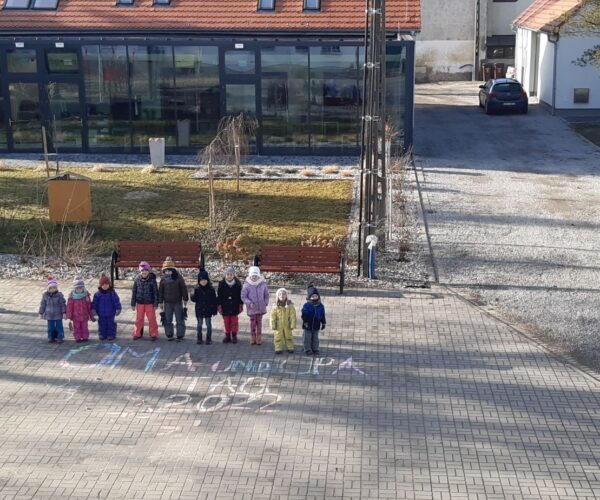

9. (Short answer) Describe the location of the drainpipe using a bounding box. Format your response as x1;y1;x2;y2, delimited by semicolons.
547;31;559;116
474;0;480;81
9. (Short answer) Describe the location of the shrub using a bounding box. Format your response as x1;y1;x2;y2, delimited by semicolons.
299;169;316;177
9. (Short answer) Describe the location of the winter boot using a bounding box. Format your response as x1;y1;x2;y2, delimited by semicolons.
197;334;204;345
256;334;262;345
223;333;231;343
231;333;238;344
206;332;212;345
250;334;257;345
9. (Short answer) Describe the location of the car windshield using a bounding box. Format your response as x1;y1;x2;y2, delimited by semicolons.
494;83;522;93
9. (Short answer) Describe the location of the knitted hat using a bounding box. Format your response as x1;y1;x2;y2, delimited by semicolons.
306;283;320;300
99;274;111;287
198;270;209;282
248;266;261;277
224;266;236;275
47;276;58;290
162;256;176;270
138;261;150;271
72;276;85;290
276;288;288;300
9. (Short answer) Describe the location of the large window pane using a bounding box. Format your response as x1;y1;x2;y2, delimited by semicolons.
225;84;255;115
174;46;220;147
7;49;37;73
129;45;176;150
309;46;360;149
83;45;131;149
46;50;79;73
47;82;82;149
8;82;42;150
225;50;255;75
261;46;309;150
386;44;406;151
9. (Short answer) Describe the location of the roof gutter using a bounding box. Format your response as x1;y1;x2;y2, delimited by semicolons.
0;28;418;39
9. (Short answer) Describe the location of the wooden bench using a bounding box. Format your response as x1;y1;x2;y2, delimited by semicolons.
254;245;345;294
110;241;204;282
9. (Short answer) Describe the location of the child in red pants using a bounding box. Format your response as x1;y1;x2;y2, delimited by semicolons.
66;277;95;342
217;267;243;344
131;261;159;340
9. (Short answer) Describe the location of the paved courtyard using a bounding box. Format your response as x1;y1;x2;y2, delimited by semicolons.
0;278;599;499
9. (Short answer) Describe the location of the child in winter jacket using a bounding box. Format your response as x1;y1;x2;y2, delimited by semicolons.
158;256;189;341
191;270;218;345
301;284;326;356
92;273;122;341
217;266;243;344
67;277;95;343
131;261;159;340
241;266;269;345
39;277;67;343
270;288;296;354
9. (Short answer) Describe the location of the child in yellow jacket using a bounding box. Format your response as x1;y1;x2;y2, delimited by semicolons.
269;288;296;354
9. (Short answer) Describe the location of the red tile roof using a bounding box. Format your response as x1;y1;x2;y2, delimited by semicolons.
0;0;421;34
513;0;582;32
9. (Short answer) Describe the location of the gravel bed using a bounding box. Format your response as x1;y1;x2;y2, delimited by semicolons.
0;156;430;293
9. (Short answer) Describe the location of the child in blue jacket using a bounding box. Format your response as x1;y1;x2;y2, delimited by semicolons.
92;273;122;341
301;284;326;356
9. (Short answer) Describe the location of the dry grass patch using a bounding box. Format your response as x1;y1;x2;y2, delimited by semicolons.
323;166;339;175
340;169;355;178
0;167;353;254
141;165;161;174
91;165;115;173
299;168;316;177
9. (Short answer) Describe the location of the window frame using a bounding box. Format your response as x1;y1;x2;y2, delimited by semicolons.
257;0;275;11
3;0;33;9
303;0;321;11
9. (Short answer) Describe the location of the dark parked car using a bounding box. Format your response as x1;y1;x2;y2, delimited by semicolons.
478;78;528;114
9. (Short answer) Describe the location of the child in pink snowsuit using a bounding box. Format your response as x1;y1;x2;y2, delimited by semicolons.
67;277;95;343
241;266;269;345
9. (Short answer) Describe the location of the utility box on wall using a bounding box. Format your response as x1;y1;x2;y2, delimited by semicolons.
47;172;92;223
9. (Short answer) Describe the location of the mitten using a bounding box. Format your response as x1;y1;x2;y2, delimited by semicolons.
183;307;188;320
68;321;73;332
160;312;166;325
217;305;223;314
116;309;121;316
303;322;309;329
321;323;326;330
239;304;243;313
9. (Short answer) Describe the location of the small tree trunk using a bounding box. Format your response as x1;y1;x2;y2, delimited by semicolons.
234;127;241;194
207;149;216;229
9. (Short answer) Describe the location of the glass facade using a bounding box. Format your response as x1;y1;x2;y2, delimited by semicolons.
0;39;412;154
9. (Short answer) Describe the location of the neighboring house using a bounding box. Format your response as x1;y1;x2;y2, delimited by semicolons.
0;0;420;156
514;0;600;111
416;0;535;82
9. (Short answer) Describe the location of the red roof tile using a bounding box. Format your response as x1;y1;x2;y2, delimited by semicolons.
0;0;421;34
513;0;582;32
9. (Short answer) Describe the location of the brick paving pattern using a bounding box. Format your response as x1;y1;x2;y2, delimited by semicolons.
0;279;599;499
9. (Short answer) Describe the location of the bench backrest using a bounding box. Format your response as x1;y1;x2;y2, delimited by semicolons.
260;245;341;268
116;241;201;268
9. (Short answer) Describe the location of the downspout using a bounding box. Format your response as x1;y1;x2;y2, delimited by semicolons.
547;31;559;116
473;0;480;81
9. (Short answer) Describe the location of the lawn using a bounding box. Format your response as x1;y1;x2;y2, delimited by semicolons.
0;168;353;255
571;123;600;147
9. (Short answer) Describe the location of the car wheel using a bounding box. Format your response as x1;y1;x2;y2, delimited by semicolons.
521;105;528;114
485;102;492;115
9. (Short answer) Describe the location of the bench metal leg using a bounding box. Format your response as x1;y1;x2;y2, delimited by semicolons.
110;251;118;283
199;251;206;271
339;257;345;294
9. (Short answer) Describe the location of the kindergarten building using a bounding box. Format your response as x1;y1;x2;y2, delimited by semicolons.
0;0;420;156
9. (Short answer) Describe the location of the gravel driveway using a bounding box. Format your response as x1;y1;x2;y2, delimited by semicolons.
414;81;600;368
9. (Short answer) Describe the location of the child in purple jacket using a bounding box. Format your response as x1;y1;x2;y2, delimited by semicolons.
92;274;122;341
241;266;269;345
39;277;67;343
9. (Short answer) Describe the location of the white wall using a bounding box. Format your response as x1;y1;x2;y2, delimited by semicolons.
415;41;475;82
415;0;477;81
537;33;555;106
555;35;600;109
488;0;535;36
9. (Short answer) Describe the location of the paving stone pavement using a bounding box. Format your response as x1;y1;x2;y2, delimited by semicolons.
0;278;599;499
